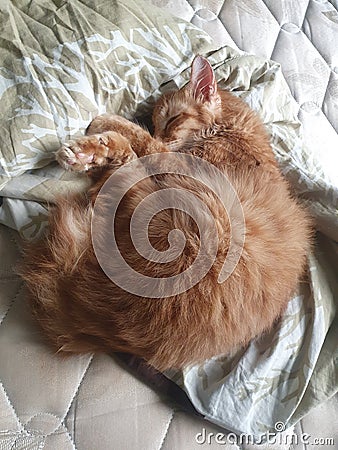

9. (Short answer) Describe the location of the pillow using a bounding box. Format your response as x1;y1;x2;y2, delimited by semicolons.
0;0;215;236
0;0;214;188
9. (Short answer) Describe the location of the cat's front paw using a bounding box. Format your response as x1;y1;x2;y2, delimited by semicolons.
56;132;136;172
56;141;94;171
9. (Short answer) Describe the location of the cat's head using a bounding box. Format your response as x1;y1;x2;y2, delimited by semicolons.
152;56;222;149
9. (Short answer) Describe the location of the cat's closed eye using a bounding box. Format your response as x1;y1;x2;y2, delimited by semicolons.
165;115;179;130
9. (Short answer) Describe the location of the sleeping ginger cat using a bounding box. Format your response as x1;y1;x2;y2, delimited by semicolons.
19;56;311;371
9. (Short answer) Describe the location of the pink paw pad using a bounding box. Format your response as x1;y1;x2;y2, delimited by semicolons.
77;153;94;163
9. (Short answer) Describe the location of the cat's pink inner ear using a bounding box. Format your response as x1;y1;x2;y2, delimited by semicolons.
191;55;217;102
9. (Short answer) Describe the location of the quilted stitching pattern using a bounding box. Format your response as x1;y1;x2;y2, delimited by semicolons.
0;229;87;449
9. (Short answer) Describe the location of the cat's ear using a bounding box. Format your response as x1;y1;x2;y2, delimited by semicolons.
190;55;217;103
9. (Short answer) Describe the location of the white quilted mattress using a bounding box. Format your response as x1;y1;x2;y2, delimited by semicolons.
0;1;337;449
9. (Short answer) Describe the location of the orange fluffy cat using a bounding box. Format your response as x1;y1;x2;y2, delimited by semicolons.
19;56;311;371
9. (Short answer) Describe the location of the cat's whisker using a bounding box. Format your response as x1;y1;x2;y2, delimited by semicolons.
166;139;182;151
70;247;89;273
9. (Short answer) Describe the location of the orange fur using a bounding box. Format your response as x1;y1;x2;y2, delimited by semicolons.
18;57;312;371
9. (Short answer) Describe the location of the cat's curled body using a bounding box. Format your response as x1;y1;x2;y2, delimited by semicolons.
19;57;311;371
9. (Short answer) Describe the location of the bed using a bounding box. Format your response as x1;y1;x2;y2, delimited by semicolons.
0;1;337;449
